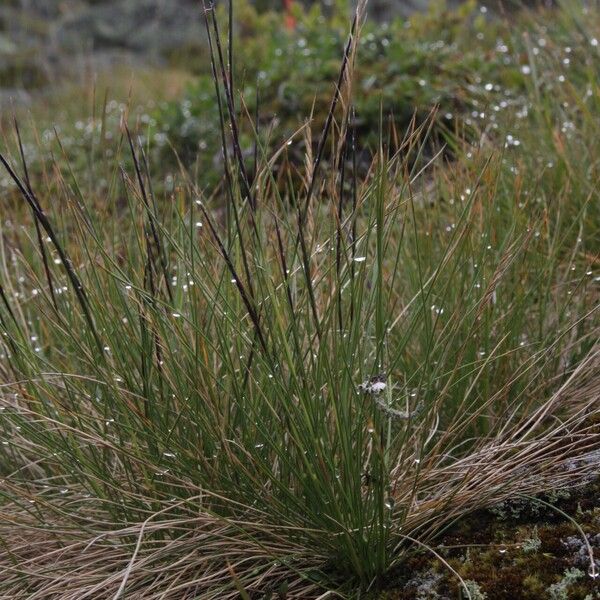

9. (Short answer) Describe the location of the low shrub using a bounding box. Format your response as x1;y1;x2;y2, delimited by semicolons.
154;0;526;180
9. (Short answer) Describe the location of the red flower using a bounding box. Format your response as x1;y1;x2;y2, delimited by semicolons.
282;0;296;30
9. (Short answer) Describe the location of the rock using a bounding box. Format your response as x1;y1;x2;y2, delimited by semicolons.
0;87;32;108
54;0;207;57
1;0;208;103
0;34;17;55
0;4;51;91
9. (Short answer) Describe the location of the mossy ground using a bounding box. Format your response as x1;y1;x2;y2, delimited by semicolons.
377;479;600;599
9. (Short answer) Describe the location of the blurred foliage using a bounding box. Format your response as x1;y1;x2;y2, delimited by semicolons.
153;0;529;180
0;5;49;89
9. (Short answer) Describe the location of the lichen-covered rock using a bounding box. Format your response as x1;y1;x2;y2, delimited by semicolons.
0;0;207;102
54;0;207;57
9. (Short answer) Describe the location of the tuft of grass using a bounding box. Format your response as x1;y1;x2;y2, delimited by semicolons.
0;1;598;598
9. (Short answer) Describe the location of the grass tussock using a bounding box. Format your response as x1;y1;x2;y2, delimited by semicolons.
0;1;599;598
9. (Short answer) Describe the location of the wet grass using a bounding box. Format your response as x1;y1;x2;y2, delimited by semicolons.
0;1;598;598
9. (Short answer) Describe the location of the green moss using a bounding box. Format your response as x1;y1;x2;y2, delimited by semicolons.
547;568;585;600
462;580;488;599
377;481;600;599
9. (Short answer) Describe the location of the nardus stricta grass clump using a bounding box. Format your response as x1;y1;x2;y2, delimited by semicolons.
0;1;599;597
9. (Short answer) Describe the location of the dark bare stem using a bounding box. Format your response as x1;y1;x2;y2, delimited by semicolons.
14;120;58;310
253;81;260;186
228;0;234;109
350;107;358;328
201;1;257;303
0;153;103;353
208;3;255;211
198;202;268;357
301;13;358;224
125;125;173;303
336;113;351;332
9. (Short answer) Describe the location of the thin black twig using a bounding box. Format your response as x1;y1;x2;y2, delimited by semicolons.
14;120;58;310
125;125;174;303
0;153;103;353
